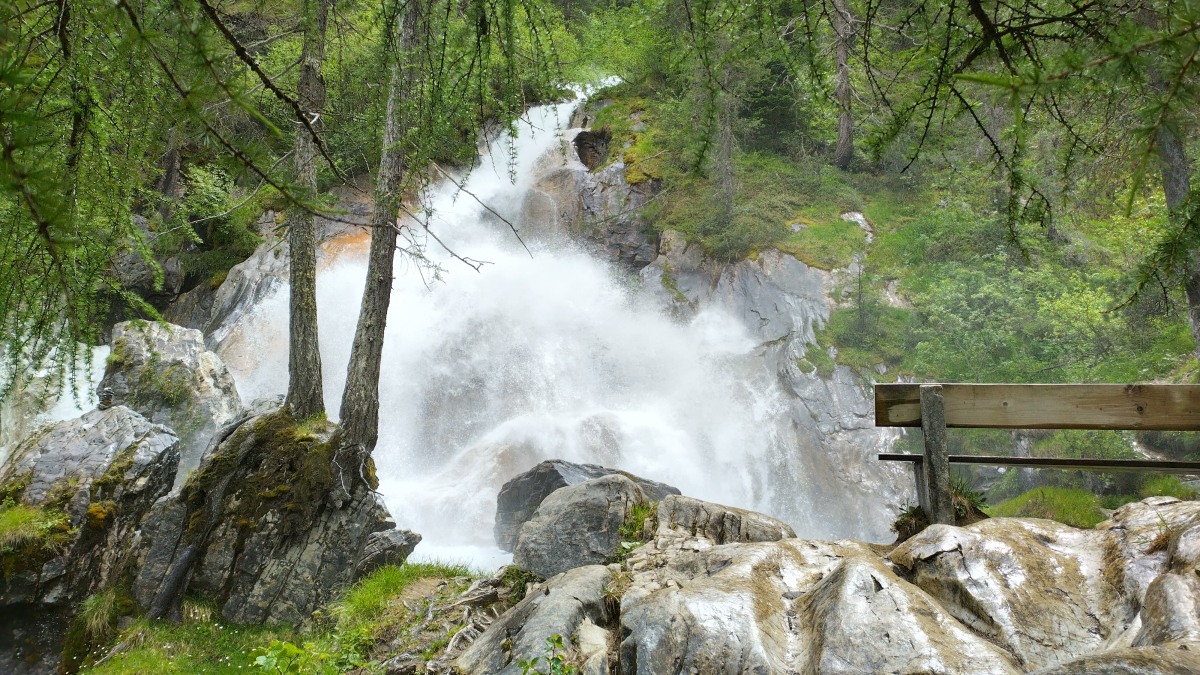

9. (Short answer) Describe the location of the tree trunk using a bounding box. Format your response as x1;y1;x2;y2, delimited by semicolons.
337;2;421;455
1160;122;1200;357
831;0;854;170
285;0;331;420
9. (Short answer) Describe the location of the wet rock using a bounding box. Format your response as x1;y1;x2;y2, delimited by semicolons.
1099;497;1200;603
655;494;795;545
354;529;423;580
800;556;1021;674
456;565;615;675
889;518;1132;671
495;459;679;551
525;128;658;269
0;407;179;610
573;129;610;170
100;321;242;487
131;408;393;624
513;475;646;579
1133;572;1200;647
110;215;185;309
616;532;1018;674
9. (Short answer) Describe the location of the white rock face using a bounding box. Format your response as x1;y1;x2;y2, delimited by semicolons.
100;321;242;485
460;497;1200;675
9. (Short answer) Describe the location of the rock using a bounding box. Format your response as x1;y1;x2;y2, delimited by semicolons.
100;321;242;487
573;129;610;170
456;565;615;675
131;408;393;624
1099;497;1200;603
110;215;185;309
353;529;423;580
513;475;646;579
495;459;679;551
524;128;659;269
617;534;1017;674
1031;646;1200;674
0;407;178;669
888;518;1132;671
799;556;1021;674
655;494;795;544
1133;572;1200;647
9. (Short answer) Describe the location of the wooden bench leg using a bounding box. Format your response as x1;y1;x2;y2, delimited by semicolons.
921;384;954;525
912;457;930;517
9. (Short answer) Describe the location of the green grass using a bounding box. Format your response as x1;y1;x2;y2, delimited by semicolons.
81;562;481;674
775;219;866;270
986;487;1107;529
0;501;65;550
1139;475;1198;500
332;561;473;631
83;616;290;674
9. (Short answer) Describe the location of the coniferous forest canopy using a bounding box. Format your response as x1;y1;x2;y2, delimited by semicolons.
4;1;1200;524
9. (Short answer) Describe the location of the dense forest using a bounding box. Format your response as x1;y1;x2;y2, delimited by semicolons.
4;0;1200;669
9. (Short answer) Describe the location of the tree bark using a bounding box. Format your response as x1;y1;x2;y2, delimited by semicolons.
831;0;854;170
1160;122;1200;357
337;1;420;455
285;0;330;420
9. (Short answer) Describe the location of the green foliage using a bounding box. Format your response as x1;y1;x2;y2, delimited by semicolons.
613;500;655;562
249;638;361;674
987;487;1108;529
518;634;579;675
500;565;542;604
798;344;836;380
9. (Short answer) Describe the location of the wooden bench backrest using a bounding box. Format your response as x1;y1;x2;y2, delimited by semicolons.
875;383;1200;431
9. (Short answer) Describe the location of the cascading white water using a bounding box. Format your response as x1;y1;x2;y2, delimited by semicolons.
218;94;862;567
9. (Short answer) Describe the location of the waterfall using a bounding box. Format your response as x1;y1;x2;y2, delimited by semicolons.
216;94;904;567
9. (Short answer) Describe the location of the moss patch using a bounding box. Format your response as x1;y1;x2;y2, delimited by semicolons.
181;410;338;542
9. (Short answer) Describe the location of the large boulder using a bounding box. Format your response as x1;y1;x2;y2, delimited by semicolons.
456;565;616;675
495;459;679;551
0;406;179;608
100;321;242;486
130;408;400;624
513;475;646;579
0;407;178;674
486;497;1200;674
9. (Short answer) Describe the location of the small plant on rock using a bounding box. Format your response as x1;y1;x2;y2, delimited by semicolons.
518;634;579;675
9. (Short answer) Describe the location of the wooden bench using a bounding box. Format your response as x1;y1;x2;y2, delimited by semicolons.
874;383;1200;525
